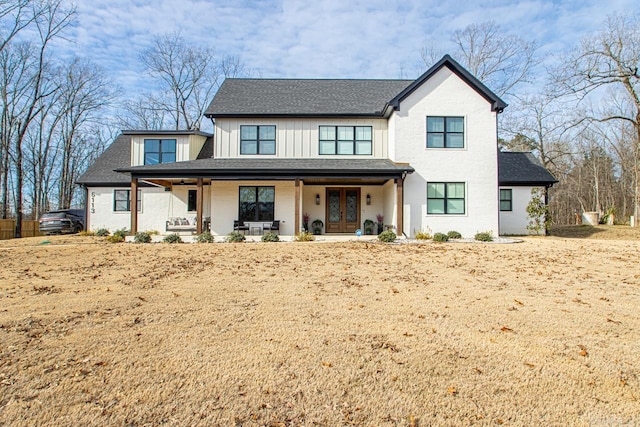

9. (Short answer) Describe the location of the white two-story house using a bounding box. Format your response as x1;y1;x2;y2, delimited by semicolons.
77;55;556;237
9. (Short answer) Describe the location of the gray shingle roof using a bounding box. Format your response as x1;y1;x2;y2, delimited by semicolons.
117;158;414;179
76;134;132;186
206;79;414;117
498;152;557;186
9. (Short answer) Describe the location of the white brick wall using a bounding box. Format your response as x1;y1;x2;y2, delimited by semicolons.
390;66;499;238
499;186;544;235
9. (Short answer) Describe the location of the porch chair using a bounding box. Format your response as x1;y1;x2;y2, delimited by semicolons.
234;220;249;234
263;220;280;234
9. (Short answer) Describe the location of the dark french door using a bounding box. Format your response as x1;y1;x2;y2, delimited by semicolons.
326;188;360;233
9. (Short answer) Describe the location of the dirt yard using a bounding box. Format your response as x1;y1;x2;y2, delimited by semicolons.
1;229;638;426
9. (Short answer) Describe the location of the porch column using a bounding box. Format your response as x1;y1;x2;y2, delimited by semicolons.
130;178;138;235
396;177;404;237
196;178;203;234
295;178;300;234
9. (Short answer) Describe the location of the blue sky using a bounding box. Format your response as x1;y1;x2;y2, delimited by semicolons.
62;0;636;96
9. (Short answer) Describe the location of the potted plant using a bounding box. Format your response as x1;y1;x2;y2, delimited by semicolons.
303;212;310;232
363;219;375;235
376;214;384;235
312;219;323;235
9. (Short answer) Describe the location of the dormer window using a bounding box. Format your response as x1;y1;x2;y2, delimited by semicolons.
144;139;176;164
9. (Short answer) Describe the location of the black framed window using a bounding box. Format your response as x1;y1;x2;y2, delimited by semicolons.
240;125;276;155
427;117;464;148
319;126;372;155
239;186;275;222
427;182;465;214
144;139;176;164
188;190;197;212
500;189;513;211
114;189;141;212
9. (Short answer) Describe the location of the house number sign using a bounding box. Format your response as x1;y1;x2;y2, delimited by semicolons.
90;192;96;214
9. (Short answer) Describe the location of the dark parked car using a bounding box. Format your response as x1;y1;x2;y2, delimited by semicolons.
39;209;85;235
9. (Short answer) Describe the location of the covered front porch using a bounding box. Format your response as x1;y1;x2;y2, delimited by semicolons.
116;158;414;237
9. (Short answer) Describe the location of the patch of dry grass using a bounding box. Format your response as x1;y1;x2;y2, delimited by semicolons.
551;224;640;240
1;235;639;425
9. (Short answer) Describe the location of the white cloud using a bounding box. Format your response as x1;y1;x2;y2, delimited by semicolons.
52;0;637;98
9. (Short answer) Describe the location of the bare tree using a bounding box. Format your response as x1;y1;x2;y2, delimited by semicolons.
421;21;539;98
554;12;640;223
139;32;221;131
4;0;74;236
56;58;116;208
126;33;250;132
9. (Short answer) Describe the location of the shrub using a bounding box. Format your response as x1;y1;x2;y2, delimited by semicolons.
163;233;183;244
106;234;124;243
113;228;128;240
195;231;215;243
378;230;396;243
415;231;432;240
261;232;279;242
134;231;152;243
526;188;551;235
95;228;110;237
224;231;246;243
294;232;315;242
433;232;449;243
447;230;462;239
147;230;160;235
474;231;493;242
78;230;95;236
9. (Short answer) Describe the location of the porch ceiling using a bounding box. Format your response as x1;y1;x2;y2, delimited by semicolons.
302;177;390;185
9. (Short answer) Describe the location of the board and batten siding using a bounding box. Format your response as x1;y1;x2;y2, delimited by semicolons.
130;134;208;166
214;118;389;159
390;65;500;238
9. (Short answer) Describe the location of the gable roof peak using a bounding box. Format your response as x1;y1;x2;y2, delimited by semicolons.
388;54;508;113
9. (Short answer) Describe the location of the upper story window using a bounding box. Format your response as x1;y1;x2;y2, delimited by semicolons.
427;117;464;148
240;125;276;155
427;182;465;215
319;126;372;155
144;139;176;165
500;189;513;212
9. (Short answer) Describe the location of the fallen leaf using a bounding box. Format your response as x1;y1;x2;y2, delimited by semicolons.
447;386;458;396
321;361;332;367
578;344;588;357
500;326;515;333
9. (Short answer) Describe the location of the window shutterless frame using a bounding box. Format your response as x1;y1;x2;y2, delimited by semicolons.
427;182;465;214
188;190;197;212
113;189;141;212
500;189;513;211
240;125;276;155
426;117;464;148
144;139;176;165
238;186;275;222
319;126;372;155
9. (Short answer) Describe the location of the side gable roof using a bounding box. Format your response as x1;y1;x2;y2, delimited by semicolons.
388;54;507;113
498;152;557;186
206;79;413;118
